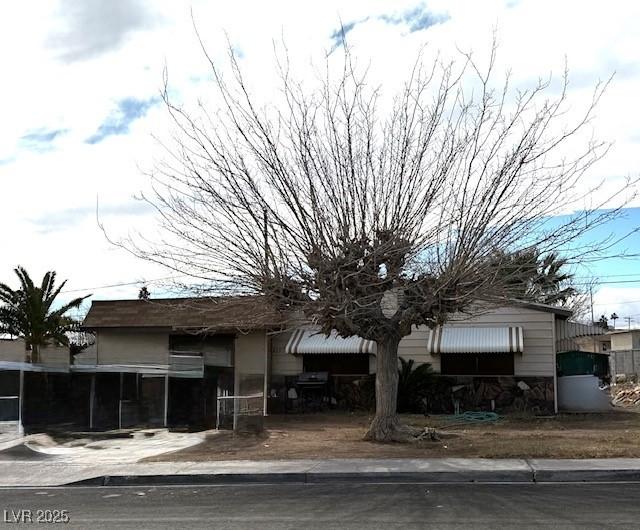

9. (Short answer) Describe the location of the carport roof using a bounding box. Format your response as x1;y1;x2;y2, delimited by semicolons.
82;296;282;331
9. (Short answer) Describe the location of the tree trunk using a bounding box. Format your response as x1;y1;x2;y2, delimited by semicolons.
364;334;414;442
31;344;40;364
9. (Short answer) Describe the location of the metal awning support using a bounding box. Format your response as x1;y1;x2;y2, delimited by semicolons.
428;326;524;354
286;329;377;355
0;361;69;373
71;362;204;378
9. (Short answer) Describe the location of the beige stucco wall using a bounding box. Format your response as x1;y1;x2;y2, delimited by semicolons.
397;306;557;377
234;331;267;394
271;332;303;376
574;335;611;353
611;332;634;351
96;329;169;365
39;344;70;367
0;338;26;362
0;339;69;367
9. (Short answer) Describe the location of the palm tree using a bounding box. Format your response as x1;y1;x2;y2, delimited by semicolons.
0;267;89;363
396;357;435;413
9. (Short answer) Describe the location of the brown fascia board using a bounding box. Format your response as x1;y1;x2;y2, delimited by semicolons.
508;299;573;318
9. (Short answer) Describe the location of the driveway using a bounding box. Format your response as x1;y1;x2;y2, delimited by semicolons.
0;429;210;464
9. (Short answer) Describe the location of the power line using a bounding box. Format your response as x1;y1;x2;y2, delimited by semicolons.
574;273;640;279
60;275;183;294
593;299;640;307
574;279;640;286
57;275;640;296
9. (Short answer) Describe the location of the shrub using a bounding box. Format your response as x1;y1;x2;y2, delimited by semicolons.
397;357;435;413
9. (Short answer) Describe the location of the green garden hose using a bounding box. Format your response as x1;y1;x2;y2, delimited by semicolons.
443;411;500;423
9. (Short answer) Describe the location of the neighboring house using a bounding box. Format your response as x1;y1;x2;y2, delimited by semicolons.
0;337;71;431
606;330;640;380
554;321;610;381
556;322;610;353
1;296;599;431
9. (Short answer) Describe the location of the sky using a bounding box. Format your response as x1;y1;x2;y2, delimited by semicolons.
0;0;639;325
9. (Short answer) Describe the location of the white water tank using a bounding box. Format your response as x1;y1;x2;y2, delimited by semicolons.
557;374;612;412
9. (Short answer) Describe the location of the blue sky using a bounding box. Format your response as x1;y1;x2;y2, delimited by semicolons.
0;0;639;323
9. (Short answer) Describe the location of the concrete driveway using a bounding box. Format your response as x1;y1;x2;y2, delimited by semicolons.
0;428;210;464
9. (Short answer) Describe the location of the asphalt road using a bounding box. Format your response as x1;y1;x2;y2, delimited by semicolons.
0;483;639;529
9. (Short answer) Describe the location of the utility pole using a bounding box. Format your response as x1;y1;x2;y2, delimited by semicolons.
626;316;632;330
589;287;595;324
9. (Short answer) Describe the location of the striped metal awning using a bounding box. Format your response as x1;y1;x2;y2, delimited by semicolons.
427;326;524;354
286;329;377;355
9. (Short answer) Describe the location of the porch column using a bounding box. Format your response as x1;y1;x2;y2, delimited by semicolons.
163;374;169;428
17;370;24;435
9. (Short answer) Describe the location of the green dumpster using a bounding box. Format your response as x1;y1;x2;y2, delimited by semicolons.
556;351;609;378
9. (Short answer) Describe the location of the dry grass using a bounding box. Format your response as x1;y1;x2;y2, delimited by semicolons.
145;410;640;462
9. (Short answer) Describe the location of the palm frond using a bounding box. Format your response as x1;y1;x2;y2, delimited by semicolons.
0;267;89;355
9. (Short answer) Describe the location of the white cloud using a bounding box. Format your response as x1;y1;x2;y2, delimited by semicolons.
1;0;639;304
593;287;640;330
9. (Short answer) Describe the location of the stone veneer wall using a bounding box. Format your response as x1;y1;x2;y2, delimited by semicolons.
271;374;556;415
430;376;555;415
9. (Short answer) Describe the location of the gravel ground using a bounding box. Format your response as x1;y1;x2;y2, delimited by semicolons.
144;410;640;461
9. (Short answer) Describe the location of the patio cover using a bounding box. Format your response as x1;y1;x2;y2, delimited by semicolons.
286;329;377;355
427;326;524;354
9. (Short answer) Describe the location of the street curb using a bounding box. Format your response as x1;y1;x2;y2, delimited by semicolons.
305;470;533;483
73;473;309;486
65;468;640;486
534;469;640;482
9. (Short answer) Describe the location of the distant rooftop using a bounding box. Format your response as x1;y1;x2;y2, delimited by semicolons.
82;296;282;331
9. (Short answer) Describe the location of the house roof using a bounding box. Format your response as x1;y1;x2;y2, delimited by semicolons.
82;294;572;332
82;296;283;331
509;299;573;318
606;329;640;335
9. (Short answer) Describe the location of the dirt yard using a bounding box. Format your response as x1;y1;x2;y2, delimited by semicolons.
145;410;640;461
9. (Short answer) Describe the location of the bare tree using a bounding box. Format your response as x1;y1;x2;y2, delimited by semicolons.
123;38;633;441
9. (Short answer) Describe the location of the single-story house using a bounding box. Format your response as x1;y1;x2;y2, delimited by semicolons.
0;296;603;431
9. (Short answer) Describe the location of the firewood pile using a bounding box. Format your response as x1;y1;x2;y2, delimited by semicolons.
611;383;640;407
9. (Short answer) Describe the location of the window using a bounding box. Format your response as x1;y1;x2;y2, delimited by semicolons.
441;353;514;376
169;335;205;355
303;354;370;375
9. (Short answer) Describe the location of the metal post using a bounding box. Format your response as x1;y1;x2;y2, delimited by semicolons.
18;370;24;435
551;313;558;414
263;333;269;417
216;387;221;430
89;374;95;430
163;374;169;428
119;373;123;430
233;396;238;431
